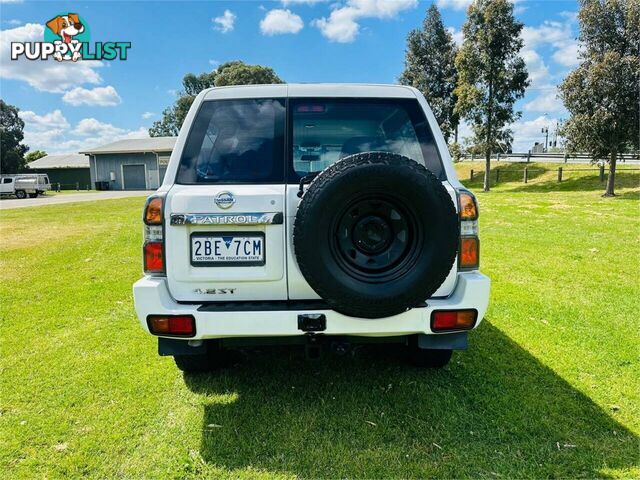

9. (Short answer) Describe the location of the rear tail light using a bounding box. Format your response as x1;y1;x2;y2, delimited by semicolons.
144;241;164;273
459;237;479;269
431;309;477;332
457;189;479;270
147;315;195;337
143;195;165;275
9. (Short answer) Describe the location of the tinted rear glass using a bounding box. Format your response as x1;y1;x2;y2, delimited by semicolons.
289;98;443;181
177;99;285;184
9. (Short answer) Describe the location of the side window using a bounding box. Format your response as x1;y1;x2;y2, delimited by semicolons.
177;98;285;184
2;178;13;184
290;99;443;180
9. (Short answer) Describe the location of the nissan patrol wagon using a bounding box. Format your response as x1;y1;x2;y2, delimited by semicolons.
133;84;490;372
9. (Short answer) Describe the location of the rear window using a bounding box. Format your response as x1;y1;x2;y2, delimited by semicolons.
177;98;285;184
289;98;443;181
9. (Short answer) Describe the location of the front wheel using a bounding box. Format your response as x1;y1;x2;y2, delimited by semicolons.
15;190;26;199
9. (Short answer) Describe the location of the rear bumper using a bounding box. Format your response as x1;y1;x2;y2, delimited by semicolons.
133;272;490;340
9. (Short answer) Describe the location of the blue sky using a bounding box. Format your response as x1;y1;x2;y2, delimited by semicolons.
0;0;579;154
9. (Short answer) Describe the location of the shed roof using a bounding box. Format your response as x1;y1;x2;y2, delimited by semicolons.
79;136;177;155
27;154;89;169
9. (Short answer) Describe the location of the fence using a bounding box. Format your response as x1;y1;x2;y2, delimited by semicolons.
52;183;92;192
461;151;640;164
468;166;640;184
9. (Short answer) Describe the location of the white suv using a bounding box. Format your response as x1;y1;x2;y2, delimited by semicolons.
133;84;490;372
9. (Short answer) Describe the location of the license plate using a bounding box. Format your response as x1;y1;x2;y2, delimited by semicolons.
191;233;265;266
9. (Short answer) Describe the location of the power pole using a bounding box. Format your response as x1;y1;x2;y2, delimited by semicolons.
541;126;549;152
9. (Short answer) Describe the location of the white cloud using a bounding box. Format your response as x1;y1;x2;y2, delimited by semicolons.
514;4;528;15
281;0;327;5
62;85;122;106
208;59;220;67
212;10;236;33
19;109;69;131
437;0;472;10
0;23;104;93
521;48;550;89
510;115;561;152
73;118;126;137
313;0;417;43
17;109;149;154
446;27;463;47
522;21;571;48
438;0;523;11
260;9;304;35
5;19;22;26
524;86;565;113
141;112;155;119
456;115;565;152
522;20;580;68
552;42;580;67
559;10;578;22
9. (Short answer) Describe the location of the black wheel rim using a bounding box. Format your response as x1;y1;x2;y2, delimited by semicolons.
330;194;423;283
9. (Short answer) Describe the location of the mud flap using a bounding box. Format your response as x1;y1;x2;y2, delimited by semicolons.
418;332;468;350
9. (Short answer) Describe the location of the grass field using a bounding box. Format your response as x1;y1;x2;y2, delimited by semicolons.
1;164;638;478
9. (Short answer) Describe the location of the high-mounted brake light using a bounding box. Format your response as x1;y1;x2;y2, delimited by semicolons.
147;315;195;337
143;195;165;275
457;189;479;271
296;104;326;113
431;309;477;332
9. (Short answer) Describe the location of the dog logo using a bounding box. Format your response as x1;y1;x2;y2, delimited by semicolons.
46;13;85;61
10;13;131;62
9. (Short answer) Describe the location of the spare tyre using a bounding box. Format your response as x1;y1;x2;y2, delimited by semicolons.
293;152;459;319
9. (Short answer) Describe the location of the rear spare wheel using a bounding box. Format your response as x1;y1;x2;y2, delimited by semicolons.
293;152;458;319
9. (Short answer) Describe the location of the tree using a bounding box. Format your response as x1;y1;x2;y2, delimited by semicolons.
0;100;29;174
399;4;459;143
25;150;47;163
454;0;529;191
150;61;283;137
559;0;639;197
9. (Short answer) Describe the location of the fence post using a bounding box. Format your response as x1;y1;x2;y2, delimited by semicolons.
557;167;563;183
470;169;474;181
56;183;61;192
497;153;501;162
471;153;474;161
495;168;500;183
564;152;568;163
526;151;531;163
599;165;605;182
524;167;528;184
76;182;79;191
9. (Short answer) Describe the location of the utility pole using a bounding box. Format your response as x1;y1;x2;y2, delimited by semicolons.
541;126;549;152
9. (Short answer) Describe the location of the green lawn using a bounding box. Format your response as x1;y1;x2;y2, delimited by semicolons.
1;168;638;478
43;189;97;195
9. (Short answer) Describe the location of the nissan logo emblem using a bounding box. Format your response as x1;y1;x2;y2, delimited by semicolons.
215;191;235;209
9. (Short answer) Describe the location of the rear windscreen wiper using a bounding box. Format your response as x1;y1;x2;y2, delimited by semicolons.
297;171;322;198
